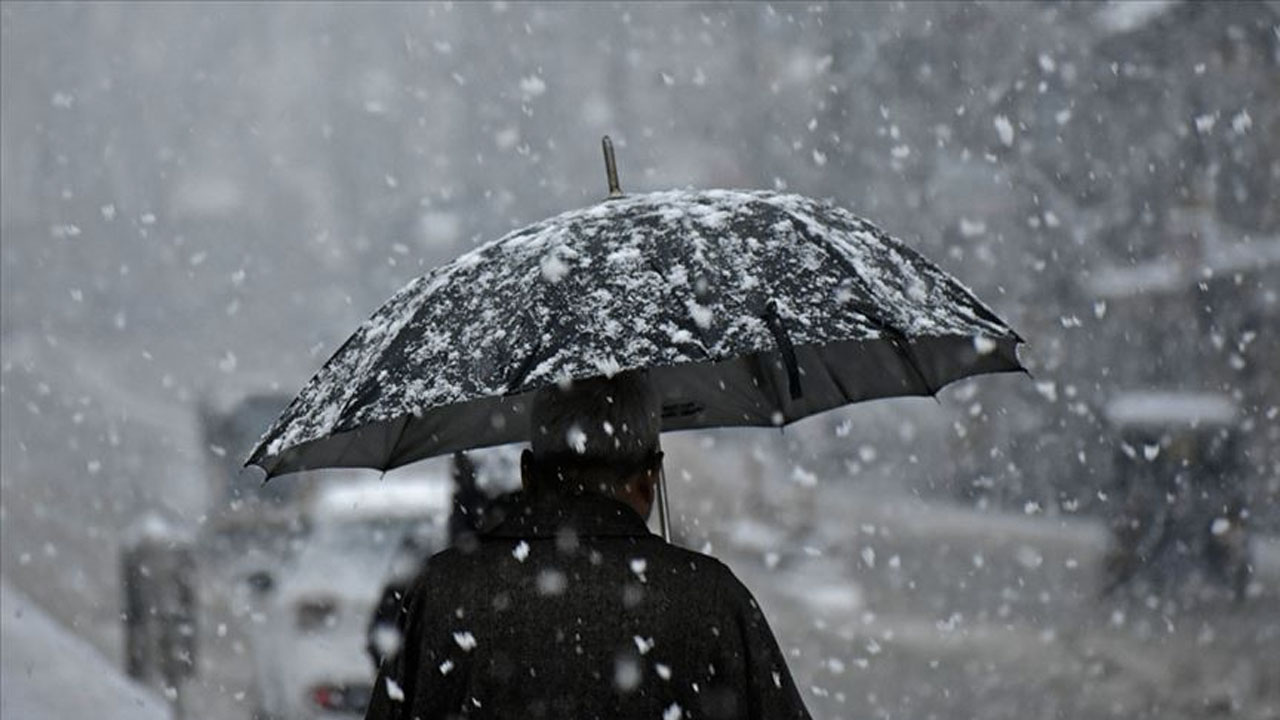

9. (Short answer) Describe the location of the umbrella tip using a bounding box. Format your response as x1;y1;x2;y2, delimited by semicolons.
602;136;623;198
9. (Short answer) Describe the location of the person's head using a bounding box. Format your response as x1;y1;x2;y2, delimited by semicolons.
522;370;664;518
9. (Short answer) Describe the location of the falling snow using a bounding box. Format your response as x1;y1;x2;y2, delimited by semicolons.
3;4;1277;720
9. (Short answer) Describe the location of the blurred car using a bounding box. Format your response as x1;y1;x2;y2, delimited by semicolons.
247;472;452;720
1102;390;1249;599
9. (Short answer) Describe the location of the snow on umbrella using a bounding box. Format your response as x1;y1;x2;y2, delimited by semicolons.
247;139;1023;483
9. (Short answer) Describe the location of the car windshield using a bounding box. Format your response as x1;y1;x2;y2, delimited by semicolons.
283;515;439;592
306;517;431;559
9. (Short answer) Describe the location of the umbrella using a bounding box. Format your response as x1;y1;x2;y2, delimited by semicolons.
247;139;1023;523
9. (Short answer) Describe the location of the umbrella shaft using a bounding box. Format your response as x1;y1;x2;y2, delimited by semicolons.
657;466;672;543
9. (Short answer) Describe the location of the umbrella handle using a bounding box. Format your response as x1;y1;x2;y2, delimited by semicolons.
657;466;673;543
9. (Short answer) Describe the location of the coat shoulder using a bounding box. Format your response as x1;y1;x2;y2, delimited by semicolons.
644;539;748;592
650;539;733;572
401;546;471;601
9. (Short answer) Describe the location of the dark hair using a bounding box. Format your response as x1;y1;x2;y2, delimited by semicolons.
528;370;661;491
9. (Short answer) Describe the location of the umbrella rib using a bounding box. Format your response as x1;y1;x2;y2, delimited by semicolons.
836;217;1022;343
642;249;716;360
746;352;789;423
817;345;858;406
505;341;542;395
327;422;367;471
891;337;937;399
762;300;803;401
382;414;415;471
786;215;937;398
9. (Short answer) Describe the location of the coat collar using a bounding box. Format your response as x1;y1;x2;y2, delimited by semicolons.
482;490;653;539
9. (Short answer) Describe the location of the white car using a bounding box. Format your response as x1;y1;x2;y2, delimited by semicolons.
248;473;452;719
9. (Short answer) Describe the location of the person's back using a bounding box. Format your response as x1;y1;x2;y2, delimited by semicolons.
366;490;807;719
364;371;811;719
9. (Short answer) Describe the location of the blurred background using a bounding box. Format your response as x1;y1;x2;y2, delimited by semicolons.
2;2;1277;719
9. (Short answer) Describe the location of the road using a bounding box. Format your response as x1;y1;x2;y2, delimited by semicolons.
1;576;170;720
708;482;1280;720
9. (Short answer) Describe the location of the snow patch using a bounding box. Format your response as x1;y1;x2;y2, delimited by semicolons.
633;635;654;655
540;251;571;282
453;631;477;651
993;115;1015;147
519;75;547;98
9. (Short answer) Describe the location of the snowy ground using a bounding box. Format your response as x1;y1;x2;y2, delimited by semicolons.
0;576;170;720
696;477;1280;720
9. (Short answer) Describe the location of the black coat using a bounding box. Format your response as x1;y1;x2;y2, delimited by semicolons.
364;491;811;720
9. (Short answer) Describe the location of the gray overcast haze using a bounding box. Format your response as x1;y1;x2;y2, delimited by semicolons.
2;3;1278;719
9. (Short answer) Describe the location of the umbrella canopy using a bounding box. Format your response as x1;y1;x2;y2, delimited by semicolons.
248;187;1022;479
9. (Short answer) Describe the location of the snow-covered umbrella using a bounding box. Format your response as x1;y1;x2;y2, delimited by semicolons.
246;138;1023;534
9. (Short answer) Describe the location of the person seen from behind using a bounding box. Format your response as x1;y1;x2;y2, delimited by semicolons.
364;369;811;719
